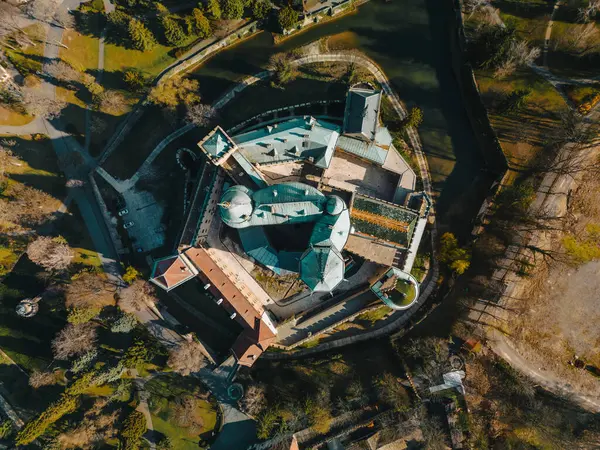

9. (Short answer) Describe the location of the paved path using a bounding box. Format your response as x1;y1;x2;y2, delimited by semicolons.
130;369;156;450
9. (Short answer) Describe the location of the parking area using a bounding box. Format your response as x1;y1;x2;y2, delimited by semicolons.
119;188;166;252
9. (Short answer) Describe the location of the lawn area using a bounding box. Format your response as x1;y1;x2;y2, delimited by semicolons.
0;106;33;127
146;374;218;449
547;6;600;77
60;28;99;73
473;68;567;171
496;0;554;48
355;306;393;325
104;42;177;80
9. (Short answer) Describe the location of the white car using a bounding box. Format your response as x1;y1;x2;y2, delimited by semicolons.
118;208;129;217
123;221;135;230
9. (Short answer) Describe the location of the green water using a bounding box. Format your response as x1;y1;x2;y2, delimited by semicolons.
191;0;491;232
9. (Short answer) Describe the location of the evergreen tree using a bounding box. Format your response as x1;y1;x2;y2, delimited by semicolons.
251;0;271;20
161;15;186;46
187;8;212;38
277;5;298;31
206;0;222;19
221;0;243;19
128;18;157;51
107;9;131;36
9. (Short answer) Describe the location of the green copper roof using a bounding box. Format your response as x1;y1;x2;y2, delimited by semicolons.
300;246;345;292
233;117;340;169
343;87;382;141
200;127;235;161
219;182;352;291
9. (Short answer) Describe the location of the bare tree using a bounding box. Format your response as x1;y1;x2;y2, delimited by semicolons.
172;397;204;432
495;40;540;78
52;322;98;360
54;7;74;29
27;236;73;271
420;416;448;450
578;0;600;23
167;340;207;376
0;2;36;49
98;90;127;115
118;280;157;313
463;0;488;17
241;384;266;417
29;370;59;388
65;273;116;309
564;23;600;56
45;60;80;85
185;103;216;127
22;91;66;119
90;116;107;135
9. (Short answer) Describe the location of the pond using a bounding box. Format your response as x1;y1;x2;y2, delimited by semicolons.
189;0;492;233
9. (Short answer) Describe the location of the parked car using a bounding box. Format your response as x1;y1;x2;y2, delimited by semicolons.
123;221;135;229
118;208;129;217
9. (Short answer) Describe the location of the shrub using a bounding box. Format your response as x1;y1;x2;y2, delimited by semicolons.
110;312;138;333
0;420;13;439
124;70;146;93
67;306;101;324
123;265;141;284
16;395;78;445
121;410;147;450
277;5;299;31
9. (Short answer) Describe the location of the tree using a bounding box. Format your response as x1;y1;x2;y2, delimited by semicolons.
70;349;99;374
16;394;78;445
107;9;132;36
187;8;212;38
304;396;332;434
167;340;207;375
67;306;102;324
0;2;36;50
122;339;154;368
149;76;200;108
375;372;411;412
268;53;297;86
206;0;222;19
161;15;187;46
52;323;98;360
123;70;147;93
251;0;271;20
173;397;204;432
277;6;299;31
118;280;158;313
121;410;147;450
29;370;59;388
27;236;73;271
27;0;60;23
22;92;67;119
241;384;266;416
45;60;80;85
221;0;244;19
420;416;448;450
128;18;157;51
123;265;141;284
110;312;138;333
578;0;600;22
402;106;423;130
65;272;115;309
185;102;216;127
439;232;471;275
98;90;127;114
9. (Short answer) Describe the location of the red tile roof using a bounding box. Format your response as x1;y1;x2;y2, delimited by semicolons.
151;255;195;290
184;247;276;366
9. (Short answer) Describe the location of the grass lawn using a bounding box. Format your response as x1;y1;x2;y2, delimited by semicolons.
104;42;177;80
146;374;218;449
547;6;600;77
496;0;554;49
0;106;33;127
473;68;567;171
60;28;99;73
355;306;392;325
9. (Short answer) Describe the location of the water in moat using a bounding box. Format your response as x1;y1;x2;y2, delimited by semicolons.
190;0;493;234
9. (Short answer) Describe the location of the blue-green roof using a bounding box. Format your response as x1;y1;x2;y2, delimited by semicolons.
300;246;345;292
199;127;235;161
233;117;340;169
343;88;382;141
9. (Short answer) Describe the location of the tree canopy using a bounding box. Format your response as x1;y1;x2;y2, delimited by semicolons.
277;5;299;31
128;18;157;51
221;0;244;19
149;76;200;108
439;232;471;275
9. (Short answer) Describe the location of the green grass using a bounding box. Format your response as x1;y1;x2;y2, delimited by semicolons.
60;28;100;72
496;0;554;48
0;106;33;127
104;42;177;80
355;306;392;325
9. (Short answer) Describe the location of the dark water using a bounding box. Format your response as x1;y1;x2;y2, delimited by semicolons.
191;0;489;232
